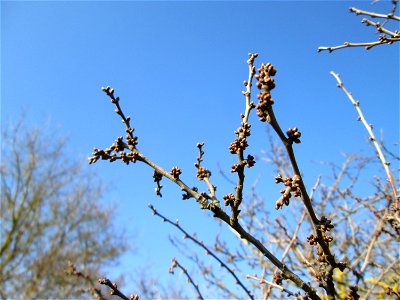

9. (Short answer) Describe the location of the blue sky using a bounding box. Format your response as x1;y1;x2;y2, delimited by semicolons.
2;0;399;297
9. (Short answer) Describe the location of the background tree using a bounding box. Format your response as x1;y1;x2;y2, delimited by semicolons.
0;119;128;299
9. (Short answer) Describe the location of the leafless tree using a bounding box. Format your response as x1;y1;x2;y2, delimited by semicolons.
0;119;128;299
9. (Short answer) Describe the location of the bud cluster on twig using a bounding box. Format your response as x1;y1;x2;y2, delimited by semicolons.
274;174;302;209
153;171;163;197
255;63;277;122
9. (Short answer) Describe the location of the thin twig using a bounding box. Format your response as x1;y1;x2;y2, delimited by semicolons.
330;71;399;209
229;53;258;225
364;259;398;299
98;278;131;300
282;176;321;262
65;262;107;300
169;258;204;300
318;38;399;52
246;275;300;299
357;209;387;285
265;177;321;299
318;4;400;52
255;61;338;294
149;204;254;300
349;6;400;21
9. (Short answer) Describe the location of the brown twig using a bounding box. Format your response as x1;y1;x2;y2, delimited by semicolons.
254;60;338;298
194;142;218;205
282;176;321;262
98;278;138;300
228;53;258;225
265;177;321;299
65;262;107;300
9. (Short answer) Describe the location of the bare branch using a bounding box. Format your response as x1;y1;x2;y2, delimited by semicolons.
330;71;399;209
318;3;400;52
349;6;400;21
246;274;301;299
98;278;137;300
169;258;204;300
149;204;254;300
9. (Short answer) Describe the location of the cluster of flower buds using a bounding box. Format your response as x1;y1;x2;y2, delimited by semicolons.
273;272;284;285
320;216;334;232
230;155;256;173
88;142;140;165
114;136;125;152
319;216;334;243
101;86;117;102
223;193;235;206
153;171;163;197
287;127;302;144
324;235;334;243
230;163;240;173
126;133;138;147
255;63;277;122
307;234;319;246
194;142;212;180
196;166;211;180
117;151;140;165
170;167;182;179
246;154;256;168
88;148;107;164
234;122;251;138
229;137;248;154
307;218;335;247
274;174;302;209
229;122;252;155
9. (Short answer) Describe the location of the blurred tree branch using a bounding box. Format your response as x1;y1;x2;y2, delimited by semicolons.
0;119;128;299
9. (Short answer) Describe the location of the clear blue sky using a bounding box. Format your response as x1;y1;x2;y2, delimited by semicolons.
2;0;399;297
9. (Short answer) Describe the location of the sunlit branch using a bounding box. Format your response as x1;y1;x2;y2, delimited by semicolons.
330;71;399;209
